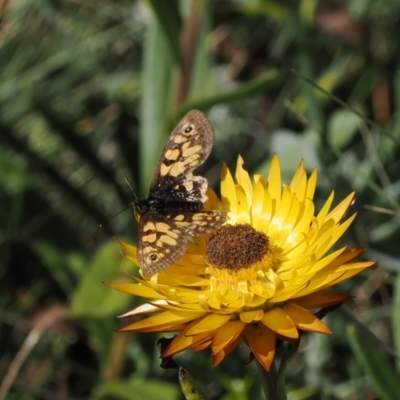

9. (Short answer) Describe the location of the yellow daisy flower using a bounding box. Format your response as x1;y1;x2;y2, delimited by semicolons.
108;155;375;371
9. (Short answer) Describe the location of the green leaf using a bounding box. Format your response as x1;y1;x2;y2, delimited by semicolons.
293;50;359;132
241;1;288;21
32;241;82;295
187;2;214;101
300;0;318;25
146;0;182;67
70;241;135;317
347;325;400;400
140;13;175;194
177;69;284;117
267;128;320;173
86;318;117;366
95;378;180;400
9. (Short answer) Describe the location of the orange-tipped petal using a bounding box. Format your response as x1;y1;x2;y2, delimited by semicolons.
261;308;299;339
294;290;354;309
245;324;276;371
211;320;246;354
283;303;332;334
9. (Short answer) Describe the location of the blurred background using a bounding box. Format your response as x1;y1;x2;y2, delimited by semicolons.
1;0;400;399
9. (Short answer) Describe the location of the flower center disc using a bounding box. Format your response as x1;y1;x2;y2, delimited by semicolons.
205;224;269;271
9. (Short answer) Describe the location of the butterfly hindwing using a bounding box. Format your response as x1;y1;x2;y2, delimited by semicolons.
168;210;227;236
137;213;188;276
137;209;227;275
167;176;208;203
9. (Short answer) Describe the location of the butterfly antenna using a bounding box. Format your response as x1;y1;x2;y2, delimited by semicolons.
124;174;139;204
100;175;139;228
99;205;132;228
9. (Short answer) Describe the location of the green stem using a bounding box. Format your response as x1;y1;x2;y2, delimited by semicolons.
256;358;278;399
276;340;300;400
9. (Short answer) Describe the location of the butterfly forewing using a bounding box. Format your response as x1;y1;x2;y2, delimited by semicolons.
135;110;226;276
149;110;215;196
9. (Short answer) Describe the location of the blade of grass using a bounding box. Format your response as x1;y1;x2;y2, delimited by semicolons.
187;0;214;100
392;273;400;370
175;69;285;119
140;15;175;194
146;0;182;67
347;324;399;400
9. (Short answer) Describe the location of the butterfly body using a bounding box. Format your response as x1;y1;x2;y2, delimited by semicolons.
133;110;226;276
134;197;203;214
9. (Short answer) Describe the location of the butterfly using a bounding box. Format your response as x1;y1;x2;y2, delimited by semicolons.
132;110;226;276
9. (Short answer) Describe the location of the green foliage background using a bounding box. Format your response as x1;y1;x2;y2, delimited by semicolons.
1;0;400;399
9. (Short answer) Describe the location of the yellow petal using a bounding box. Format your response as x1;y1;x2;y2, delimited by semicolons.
193;340;212;352
235;184;250;223
204;186;223;210
163;323;212;357
211;320;246;354
119;303;162;318
267;154;282;206
290;159;307;202
149;301;203;312
325;214;356;252
291;198;315;237
240;309;264;323
259;190;273;232
261;308;299;339
297;271;347;296
186;313;232;335
283;303;332;334
235;155;253;204
116;238;138;257
310;248;346;274
119;310;205;332
105;282;165;299
275;191;301;246
251;177;266;228
322;247;365;267
316;191;334;226
268;186;292;240
213;333;243;367
322;262;375;286
326;192;355;223
306;168;318;200
221;163;237;221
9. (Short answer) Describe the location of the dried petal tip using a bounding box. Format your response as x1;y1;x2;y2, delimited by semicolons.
205;224;269;271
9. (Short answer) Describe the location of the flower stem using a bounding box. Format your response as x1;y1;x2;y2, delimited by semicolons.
256;358;278;399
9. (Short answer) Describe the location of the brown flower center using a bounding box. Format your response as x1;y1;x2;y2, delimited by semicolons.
205;224;269;271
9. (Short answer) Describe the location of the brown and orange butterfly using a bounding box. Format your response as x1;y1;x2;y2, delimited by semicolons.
132;110;226;276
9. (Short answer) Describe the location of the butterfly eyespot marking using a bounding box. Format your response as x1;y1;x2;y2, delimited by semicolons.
184;126;192;133
149;254;158;261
